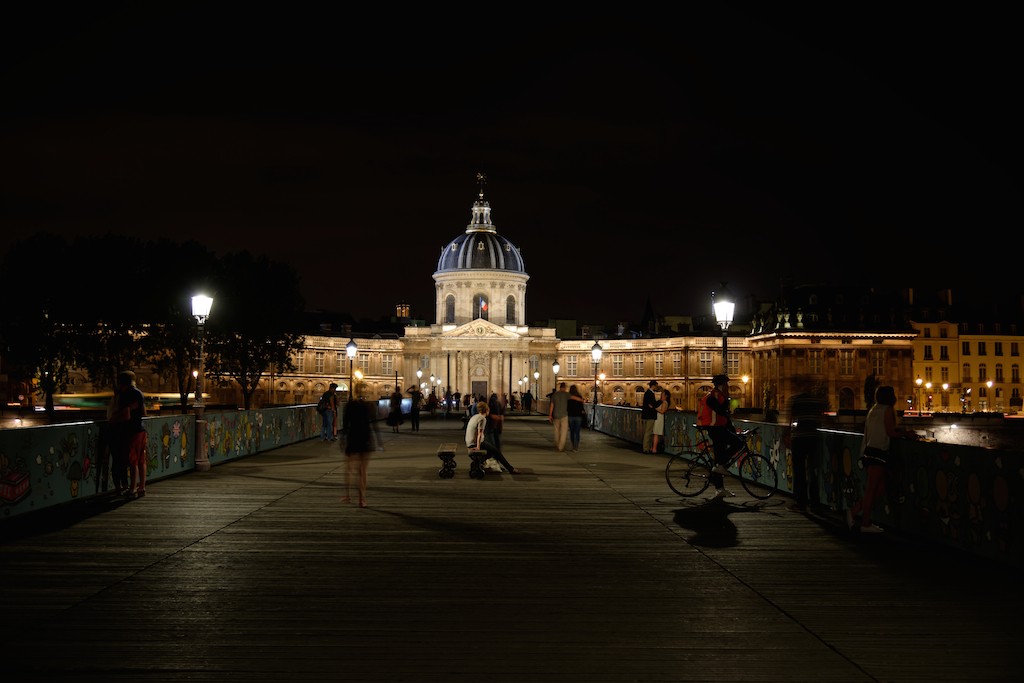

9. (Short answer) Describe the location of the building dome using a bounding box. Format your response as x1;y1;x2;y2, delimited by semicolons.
435;191;526;274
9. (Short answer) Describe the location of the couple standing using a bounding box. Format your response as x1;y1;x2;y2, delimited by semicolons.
548;382;587;452
641;379;671;454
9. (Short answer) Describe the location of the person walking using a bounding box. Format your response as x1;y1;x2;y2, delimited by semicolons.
465;401;519;474
847;385;917;533
641;380;660;453
522;389;533;414
548;382;570;452
566;384;586;452
786;378;826;512
386;388;403;433
427;392;438;416
318;383;338;441
699;374;744;500
652;388;670;454
487;392;505;450
341;397;377;508
109;370;147;499
406;385;423;432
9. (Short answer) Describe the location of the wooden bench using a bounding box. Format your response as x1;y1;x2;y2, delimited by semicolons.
437;443;458;478
439;443;496;479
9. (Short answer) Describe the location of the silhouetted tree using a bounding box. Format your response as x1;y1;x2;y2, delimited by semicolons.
204;251;305;410
0;233;77;413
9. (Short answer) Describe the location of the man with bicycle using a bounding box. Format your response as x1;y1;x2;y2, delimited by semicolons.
699;374;745;499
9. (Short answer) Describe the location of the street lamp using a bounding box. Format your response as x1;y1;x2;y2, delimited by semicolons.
346;339;358;401
591;341;603;430
942;382;949;411
712;283;734;375
533;370;540;413
915;377;923;415
191;294;213;472
925;382;933;413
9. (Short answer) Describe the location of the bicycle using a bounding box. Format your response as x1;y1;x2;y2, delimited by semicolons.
664;426;778;499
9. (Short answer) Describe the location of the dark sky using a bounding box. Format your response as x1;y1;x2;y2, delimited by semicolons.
2;5;1020;324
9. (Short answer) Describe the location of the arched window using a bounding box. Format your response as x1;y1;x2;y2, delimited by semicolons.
445;294;455;323
838;386;855;410
473;294;489;320
506;295;516;324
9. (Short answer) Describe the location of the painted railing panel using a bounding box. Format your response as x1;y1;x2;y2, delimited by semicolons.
0;406;319;522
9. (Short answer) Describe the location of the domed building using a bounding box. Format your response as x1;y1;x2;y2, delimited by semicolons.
265;177;917;417
402;179;559;406
433;186;528;326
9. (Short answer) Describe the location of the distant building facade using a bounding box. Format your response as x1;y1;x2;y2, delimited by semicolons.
37;186;1023;419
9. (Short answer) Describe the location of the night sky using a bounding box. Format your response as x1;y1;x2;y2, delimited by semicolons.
2;5;1020;324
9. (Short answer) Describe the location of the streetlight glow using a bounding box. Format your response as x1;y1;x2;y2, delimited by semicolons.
191;293;214;472
712;283;734;375
346;338;358;400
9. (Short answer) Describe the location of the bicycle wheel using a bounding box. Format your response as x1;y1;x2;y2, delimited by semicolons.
665;452;712;497
738;453;778;499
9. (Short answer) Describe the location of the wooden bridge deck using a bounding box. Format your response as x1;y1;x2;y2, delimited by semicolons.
1;415;1019;682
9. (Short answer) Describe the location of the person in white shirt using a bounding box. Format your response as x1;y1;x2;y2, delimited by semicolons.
465;402;519;474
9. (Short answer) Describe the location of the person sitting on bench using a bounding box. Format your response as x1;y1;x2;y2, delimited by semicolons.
465;401;520;474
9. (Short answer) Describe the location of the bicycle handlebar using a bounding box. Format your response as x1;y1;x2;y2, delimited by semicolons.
694;424;760;436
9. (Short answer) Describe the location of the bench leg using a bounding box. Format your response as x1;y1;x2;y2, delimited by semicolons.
468;450;487;479
438;452;456;479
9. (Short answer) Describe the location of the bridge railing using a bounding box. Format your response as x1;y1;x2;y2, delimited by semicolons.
0;405;321;522
587;403;1023;568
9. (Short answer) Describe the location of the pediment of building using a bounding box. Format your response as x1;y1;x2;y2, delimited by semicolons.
444;318;521;339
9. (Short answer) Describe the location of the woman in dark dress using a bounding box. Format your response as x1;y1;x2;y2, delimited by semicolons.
342;398;377;508
386;389;404;433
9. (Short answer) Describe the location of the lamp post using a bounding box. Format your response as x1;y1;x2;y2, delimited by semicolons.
533;370;540;414
591;341;602;430
712;283;734;376
346;338;358;401
942;382;949;411
191;294;213;472
915;376;923;416
986;379;993;411
925;382;933;414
